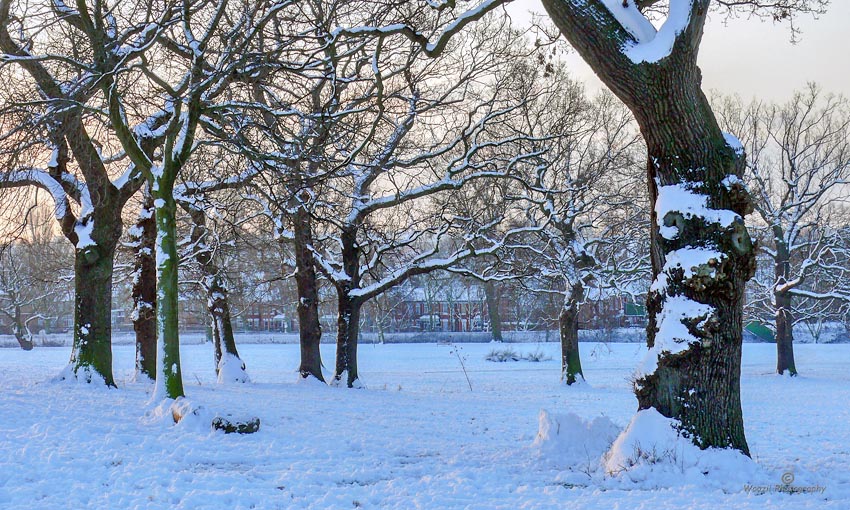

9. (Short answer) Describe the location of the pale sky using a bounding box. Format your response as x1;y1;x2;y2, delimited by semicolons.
505;1;849;101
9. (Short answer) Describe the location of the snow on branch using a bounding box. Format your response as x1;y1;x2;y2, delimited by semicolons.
609;0;694;64
3;168;69;220
331;0;512;58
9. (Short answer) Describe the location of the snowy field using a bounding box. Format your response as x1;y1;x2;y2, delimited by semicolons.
1;341;848;509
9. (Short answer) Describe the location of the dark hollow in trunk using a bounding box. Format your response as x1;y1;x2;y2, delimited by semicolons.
293;206;324;382
132;189;157;381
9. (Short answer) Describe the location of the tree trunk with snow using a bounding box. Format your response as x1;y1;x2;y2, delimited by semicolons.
11;307;34;351
560;285;584;385
152;177;184;399
184;207;248;383
484;280;503;342
334;290;362;388
332;228;362;388
772;238;797;375
206;273;247;383
132;187;157;381
544;0;756;454
68;240;117;386
775;291;796;376
293;205;324;382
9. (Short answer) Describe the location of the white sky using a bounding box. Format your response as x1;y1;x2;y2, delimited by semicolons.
505;0;849;101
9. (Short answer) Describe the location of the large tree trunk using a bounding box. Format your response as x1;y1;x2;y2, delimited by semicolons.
131;188;157;381
544;0;756;454
152;179;184;400
66;243;117;386
484;280;503;341
560;285;584;385
292;205;324;382
332;228;362;388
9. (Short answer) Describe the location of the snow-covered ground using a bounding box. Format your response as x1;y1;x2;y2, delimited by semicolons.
1;341;847;509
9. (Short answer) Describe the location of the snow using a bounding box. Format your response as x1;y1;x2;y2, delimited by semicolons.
6;169;68;220
73;219;96;249
651;247;725;293
1;342;849;509
600;0;694;64
655;183;740;239
599;0;656;44
217;353;250;384
638;295;713;377
603;408;763;486
533;409;620;465
723;132;745;155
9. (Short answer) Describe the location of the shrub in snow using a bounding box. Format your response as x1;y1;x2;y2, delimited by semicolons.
485;348;552;362
485;348;521;362
523;349;552;362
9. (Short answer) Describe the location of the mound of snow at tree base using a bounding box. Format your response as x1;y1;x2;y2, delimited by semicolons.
534;409;771;491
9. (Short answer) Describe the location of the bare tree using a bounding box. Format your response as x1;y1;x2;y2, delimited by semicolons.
0;214;73;350
715;85;850;375
0;0;175;384
309;20;550;387
507;75;646;384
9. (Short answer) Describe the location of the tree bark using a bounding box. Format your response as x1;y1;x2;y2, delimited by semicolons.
332;228;362;387
292;205;324;382
152;179;184;399
560;285;584;385
206;272;247;382
334;290;362;388
484;280;503;341
67;243;117;386
543;0;756;454
132;187;157;381
773;240;797;376
775;291;797;376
